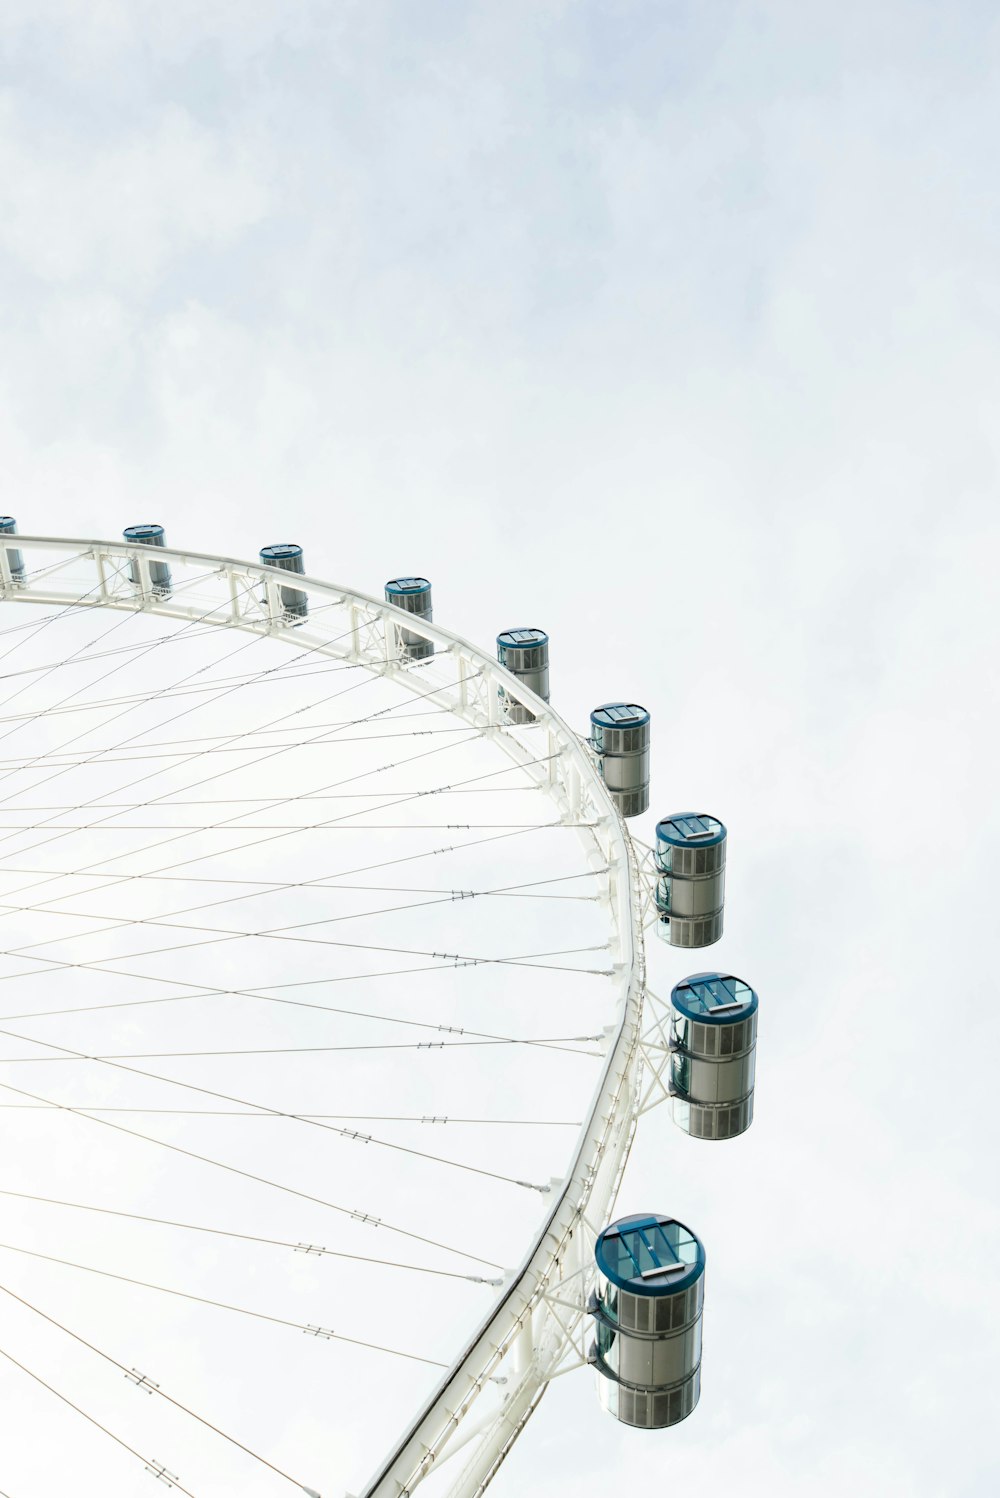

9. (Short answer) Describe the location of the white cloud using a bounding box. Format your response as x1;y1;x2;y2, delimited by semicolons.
0;101;270;292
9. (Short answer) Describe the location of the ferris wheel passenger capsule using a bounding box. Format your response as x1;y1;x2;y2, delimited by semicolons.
385;577;434;661
0;517;25;583
669;973;758;1141
589;1212;704;1429
496;628;549;723
123;524;172;593
654;813;726;947
589;703;650;817
260;543;308;620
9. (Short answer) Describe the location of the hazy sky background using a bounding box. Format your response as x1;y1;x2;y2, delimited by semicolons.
0;3;997;1496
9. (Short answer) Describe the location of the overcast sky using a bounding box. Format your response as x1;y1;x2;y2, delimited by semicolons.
0;4;998;1496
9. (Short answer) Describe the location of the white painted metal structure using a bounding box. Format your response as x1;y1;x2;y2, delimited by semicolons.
0;535;649;1498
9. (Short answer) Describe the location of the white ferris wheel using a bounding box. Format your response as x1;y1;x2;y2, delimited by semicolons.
0;525;758;1498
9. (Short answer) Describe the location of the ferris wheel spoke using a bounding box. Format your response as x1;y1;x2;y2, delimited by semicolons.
0;855;598;961
0;1280;322;1493
0;1342;202;1498
0;672;486;901
0;1023;596;1188
0;591;402;821
0;1188;506;1279
0;715;471;764
0;590;364;689
0;1244;451;1369
0;1076;504;1269
0;572;263;749
0;730;492;942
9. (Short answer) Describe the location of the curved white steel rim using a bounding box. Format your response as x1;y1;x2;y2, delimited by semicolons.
0;536;646;1498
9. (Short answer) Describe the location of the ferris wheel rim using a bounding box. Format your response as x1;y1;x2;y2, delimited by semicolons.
0;532;646;1497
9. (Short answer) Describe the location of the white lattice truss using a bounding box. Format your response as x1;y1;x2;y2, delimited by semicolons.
0;535;666;1498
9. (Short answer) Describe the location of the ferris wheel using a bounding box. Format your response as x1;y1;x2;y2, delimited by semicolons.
0;524;759;1498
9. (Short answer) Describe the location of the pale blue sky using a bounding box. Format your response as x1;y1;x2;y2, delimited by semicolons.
0;4;997;1495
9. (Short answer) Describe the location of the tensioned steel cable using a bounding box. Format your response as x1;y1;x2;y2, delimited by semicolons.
0;663;528;908
0;650;436;733
0;584;286;812
0;801;543;823
0;575;382;827
0;590;422;796
0;874;600;997
0;1189;507;1281
0;824;572;895
0;622;280;683
0;592;289;911
0;790;548;823
0;826;595;966
0;594;455;813
0;1241;449;1369
0;578;377;681
0;1341;201;1498
0;565;244;733
0;1112;578;1126
0;944;603;1042
0;746;562;954
0;1036;598;1060
0;597;179;718
0;989;572;1247
0;561;119;666
0;949;608;1048
0;914;608;1018
8;662;475;840
0;1076;504;1269
0;724;489;949
0;838;597;1014
0;748;567;979
0;1281;321;1493
0;1021;597;1189
0;872;596;1020
0;928;611;984
0;697;455;742
0;1035;600;1059
0;588;357;686
0;664;486;910
4;863;598;969
0;1031;601;1059
0;870;598;927
0;719;471;773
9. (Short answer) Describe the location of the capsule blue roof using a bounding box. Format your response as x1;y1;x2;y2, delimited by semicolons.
590;703;650;728
671;973;758;1025
595;1213;705;1297
261;543;303;561
386;577;431;595
497;628;548;648
123;524;165;542
0;517;17;532
656;814;726;849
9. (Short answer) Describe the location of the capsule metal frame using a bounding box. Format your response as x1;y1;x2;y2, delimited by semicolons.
123;524;172;594
590;703;650;818
669;973;758;1141
260;543;308;620
496;628;549;724
385;578;434;661
0;518;25;583
590;1212;705;1429
654;813;726;948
